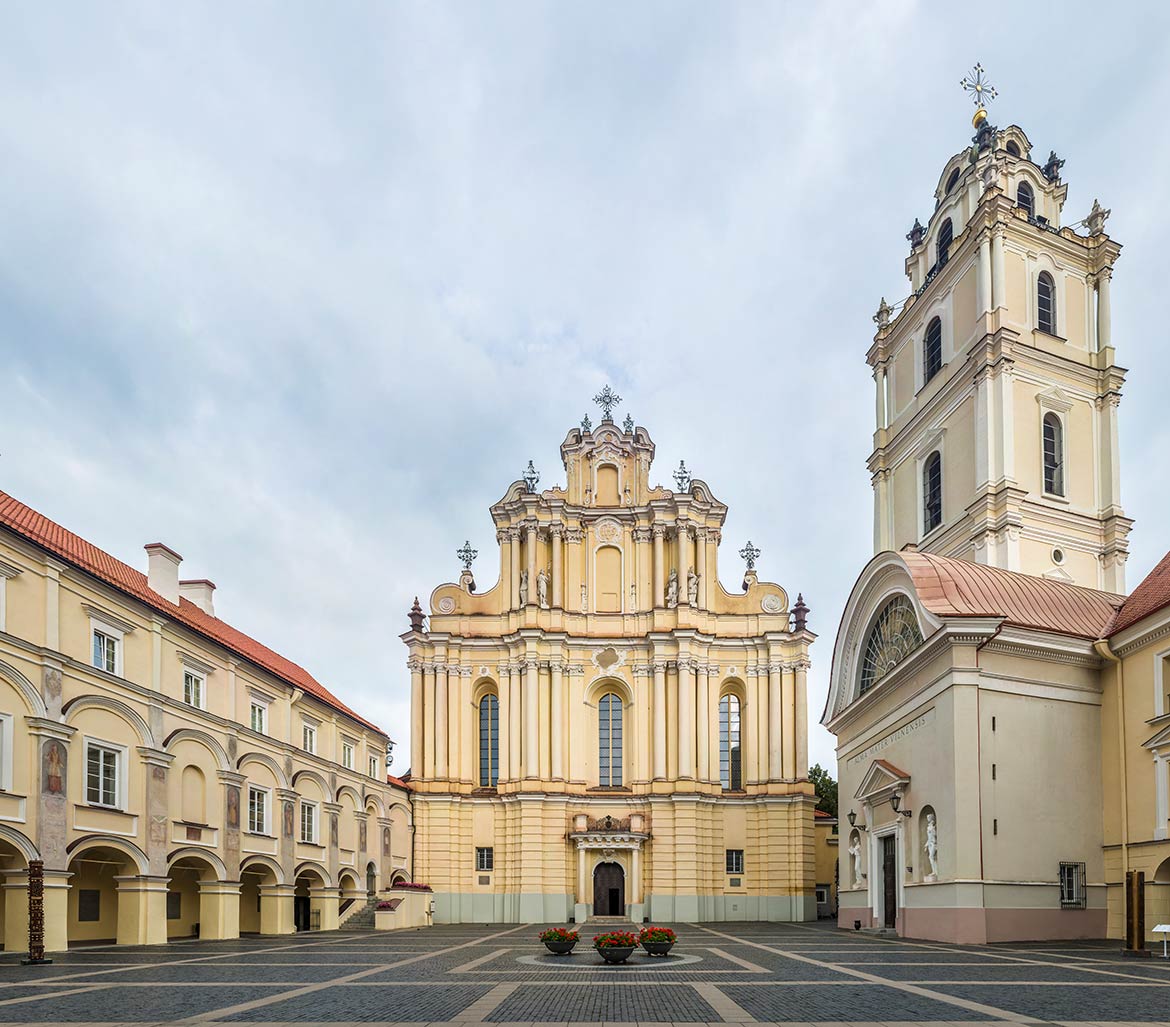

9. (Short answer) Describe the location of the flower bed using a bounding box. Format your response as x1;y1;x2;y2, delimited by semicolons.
639;925;676;955
593;929;639;963
389;882;433;891
539;927;579;954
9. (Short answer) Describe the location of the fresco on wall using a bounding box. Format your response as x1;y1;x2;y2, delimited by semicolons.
42;739;66;795
226;786;240;830
359;820;367;852
283;801;294;839
382;827;391;856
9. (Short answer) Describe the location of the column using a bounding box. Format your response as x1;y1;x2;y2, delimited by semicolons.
409;659;423;783
678;660;695;780
630;846;642;906
259;883;296;935
694;530;707;609
524;660;538;779
509;529;521;609
990;225;1006;310
434;664;448;779
696;663;710;782
459;667;473;783
676;525;690;602
448;664;463;782
744;672;760;785
577;844;587;907
977;232;992;315
509;665;522;781
497;530;511;608
872;469;891;554
652;526;665;607
551;662;564;780
1097;266;1112;350
310;886;341;932
550;524;563;608
781;663;797;780
525;522;538;606
756;668;769;784
498;664;511;784
874;368;884;431
652;661;667;780
198;881;241;940
767;664;782;781
423;664;437;779
115;875;169;946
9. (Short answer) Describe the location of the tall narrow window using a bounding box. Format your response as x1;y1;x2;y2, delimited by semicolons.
719;694;742;790
302;722;316;754
1005;140;1021;157
1037;271;1056;334
183;671;203;709
1016;181;1034;218
479;694;499;787
923;451;943;534
1043;413;1065;496
92;630;118;674
598;693;623;786
945;168;961;193
300;801;318;843
86;743;120;808
248;786;268;834
937;218;953;266
924;317;943;384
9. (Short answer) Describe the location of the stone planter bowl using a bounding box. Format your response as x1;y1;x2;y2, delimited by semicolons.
543;939;577;955
596;944;636;964
641;940;675;956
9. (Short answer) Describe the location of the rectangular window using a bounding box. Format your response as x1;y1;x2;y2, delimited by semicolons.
248;786;269;835
250;701;268;734
476;847;494;872
369;755;380;778
726;849;745;875
86;742;120;808
341;741;354;769
1059;861;1087;909
815;886;828;904
183;671;204;709
166;891;182;920
300;801;318;843
302;723;317;754
92;630;118;674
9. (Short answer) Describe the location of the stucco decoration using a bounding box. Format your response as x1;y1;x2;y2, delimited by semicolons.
761;593;784;614
436;596;456;614
595;518;622;544
848;833;863;888
923;809;939;880
666;568;679;608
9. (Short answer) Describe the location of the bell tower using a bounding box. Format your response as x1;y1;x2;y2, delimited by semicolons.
867;68;1131;592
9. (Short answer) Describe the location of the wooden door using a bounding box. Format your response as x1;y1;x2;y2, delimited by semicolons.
882;835;897;929
593;862;625;916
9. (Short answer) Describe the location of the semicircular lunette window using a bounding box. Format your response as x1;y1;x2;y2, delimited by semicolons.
859;595;924;696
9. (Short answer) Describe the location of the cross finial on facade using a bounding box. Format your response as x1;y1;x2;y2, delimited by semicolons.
622;413;634;435
523;460;540;493
592;385;622;421
581;413;592;433
673;460;691;492
456;540;477;571
960;62;998;116
739;541;761;571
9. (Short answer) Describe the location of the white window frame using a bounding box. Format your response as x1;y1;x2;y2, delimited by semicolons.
250;698;268;735
476;846;494;872
341;739;355;770
1155;647;1170;720
369;754;380;779
0;712;13;792
0;558;22;633
84;737;127;810
914;428;947;540
725;849;745;875
1036;390;1073;503
91;626;122;676
182;670;205;710
302;720;318;755
300;800;319;844
247;785;270;835
84;607;134;678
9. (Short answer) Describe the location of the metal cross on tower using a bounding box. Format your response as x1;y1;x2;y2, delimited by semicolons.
592;385;622;421
960;63;998;110
523;460;540;493
739;540;761;571
673;460;691;492
456;540;477;571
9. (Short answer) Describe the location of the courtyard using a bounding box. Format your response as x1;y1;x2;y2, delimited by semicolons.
0;922;1168;1026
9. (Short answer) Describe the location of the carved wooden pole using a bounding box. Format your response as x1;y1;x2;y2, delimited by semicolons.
21;859;52;965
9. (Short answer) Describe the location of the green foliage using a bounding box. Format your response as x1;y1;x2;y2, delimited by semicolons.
809;762;838;820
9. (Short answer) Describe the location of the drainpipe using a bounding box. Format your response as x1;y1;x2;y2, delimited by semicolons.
1094;638;1129;875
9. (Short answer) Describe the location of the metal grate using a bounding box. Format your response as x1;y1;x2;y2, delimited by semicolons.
1059;861;1086;909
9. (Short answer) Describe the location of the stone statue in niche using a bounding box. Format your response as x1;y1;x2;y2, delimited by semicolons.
537;568;549;609
923;811;939;880
666;568;679;608
687;568;700;606
519;569;529;606
42;739;66;795
848;837;863;888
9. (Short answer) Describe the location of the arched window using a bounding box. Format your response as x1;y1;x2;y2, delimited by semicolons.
719;694;742;791
924;317;943;384
1043;413;1065;497
598;693;622;786
937;218;953;266
859;595;924;696
1005;140;1021;157
1037;271;1056;334
1016;181;1034;218
945;168;961;194
478;694;498;787
923;451;942;534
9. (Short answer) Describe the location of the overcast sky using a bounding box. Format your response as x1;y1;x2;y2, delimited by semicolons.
3;3;1169;776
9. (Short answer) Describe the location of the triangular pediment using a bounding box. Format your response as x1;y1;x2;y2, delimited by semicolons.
854;758;911;801
1143;720;1170;752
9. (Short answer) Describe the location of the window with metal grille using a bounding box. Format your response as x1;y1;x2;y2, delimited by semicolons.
476;846;494;872
937;218;953;266
1059;861;1086;909
598;693;623;786
86;742;120;807
923;451;943;534
719;694;742;790
1037;271;1056;334
1043;413;1065;496
479;694;499;787
726;849;745;874
1016;181;1034;218
859;595;924;696
924;317;943;384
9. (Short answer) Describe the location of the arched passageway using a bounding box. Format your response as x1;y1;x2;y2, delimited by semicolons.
593;861;625;917
167;852;237;941
67;845;136;946
240;858;291;935
293;866;338;932
0;835;30;952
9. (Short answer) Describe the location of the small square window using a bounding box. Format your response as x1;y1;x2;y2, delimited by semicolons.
726;849;745;875
183;671;204;709
476;847;494;872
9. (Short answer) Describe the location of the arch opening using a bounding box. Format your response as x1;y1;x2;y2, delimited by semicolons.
592;860;625;917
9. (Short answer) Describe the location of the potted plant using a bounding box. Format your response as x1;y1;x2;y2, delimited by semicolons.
539;927;579;955
593;929;639;963
639;925;676;955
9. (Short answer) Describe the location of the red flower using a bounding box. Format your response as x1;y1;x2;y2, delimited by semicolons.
639;926;677;944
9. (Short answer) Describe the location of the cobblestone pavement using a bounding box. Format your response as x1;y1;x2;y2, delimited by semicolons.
1;920;1169;1025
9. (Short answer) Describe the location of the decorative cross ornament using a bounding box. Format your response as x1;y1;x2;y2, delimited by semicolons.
739;540;761;571
592;385;622;421
581;413;592;432
673;460;691;492
456;540;477;571
523;460;540;493
960;63;998;110
622;413;634;434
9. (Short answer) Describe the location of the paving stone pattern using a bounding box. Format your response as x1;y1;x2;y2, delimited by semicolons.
0;920;1168;1024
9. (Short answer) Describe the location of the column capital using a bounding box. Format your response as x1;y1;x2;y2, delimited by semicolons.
25;717;76;742
137;746;175;769
564;527;584;544
633;527;652;543
548;521;564;538
651;524;667;539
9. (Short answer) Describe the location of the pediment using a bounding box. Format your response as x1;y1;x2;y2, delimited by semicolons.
854;758;910;801
1036;386;1074;414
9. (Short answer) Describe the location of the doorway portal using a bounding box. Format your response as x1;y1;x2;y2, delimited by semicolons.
881;835;897;929
593;861;625;916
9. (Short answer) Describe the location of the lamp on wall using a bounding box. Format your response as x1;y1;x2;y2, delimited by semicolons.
847;809;868;831
889;794;912;818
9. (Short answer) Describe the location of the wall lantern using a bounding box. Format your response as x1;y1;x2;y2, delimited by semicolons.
889;793;912;818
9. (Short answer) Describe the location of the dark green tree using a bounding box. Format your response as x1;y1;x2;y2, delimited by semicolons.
808;763;838;820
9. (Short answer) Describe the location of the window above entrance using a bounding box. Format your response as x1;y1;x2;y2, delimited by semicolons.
859;595;924;697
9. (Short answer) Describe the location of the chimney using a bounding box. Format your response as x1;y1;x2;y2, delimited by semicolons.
144;543;182;605
180;579;217;617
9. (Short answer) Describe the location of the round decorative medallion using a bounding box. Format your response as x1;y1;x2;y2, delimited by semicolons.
761;594;784;614
436;597;457;614
595;518;622;543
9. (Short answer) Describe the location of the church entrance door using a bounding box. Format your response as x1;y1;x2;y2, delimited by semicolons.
881;835;897;929
593;861;625;916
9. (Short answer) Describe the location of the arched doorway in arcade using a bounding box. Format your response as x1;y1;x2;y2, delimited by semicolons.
294;866;328;932
240;860;279;935
593;861;625;917
0;832;33;952
66;845;135;946
366;861;378;897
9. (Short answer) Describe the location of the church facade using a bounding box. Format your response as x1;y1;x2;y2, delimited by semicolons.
403;399;817;924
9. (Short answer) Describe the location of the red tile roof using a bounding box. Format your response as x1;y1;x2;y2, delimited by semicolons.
1110;549;1170;636
901;550;1123;640
386;774;411;790
0;490;385;736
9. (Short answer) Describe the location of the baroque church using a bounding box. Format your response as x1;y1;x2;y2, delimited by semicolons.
825;95;1170;944
403;395;818;924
